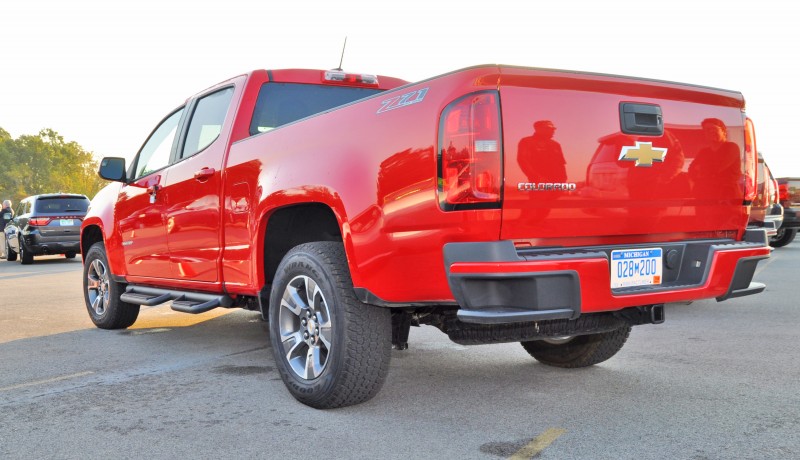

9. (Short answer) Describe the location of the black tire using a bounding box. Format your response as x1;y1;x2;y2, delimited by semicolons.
521;325;632;368
269;242;391;409
65;251;77;259
83;242;140;329
19;242;33;265
5;238;16;262
769;228;797;248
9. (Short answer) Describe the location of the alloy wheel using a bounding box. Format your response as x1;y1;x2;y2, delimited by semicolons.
86;259;110;316
278;275;333;380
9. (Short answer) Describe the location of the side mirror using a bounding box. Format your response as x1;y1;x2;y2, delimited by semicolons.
98;157;127;182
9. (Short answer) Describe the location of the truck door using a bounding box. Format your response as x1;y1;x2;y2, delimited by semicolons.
162;85;236;282
117;107;185;279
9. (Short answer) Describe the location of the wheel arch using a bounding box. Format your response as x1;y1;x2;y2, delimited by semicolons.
81;224;104;259
260;202;347;290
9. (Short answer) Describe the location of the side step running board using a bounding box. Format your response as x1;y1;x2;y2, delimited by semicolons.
120;285;234;314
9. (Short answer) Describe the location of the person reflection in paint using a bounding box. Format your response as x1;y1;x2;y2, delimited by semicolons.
688;118;741;198
518;120;567;183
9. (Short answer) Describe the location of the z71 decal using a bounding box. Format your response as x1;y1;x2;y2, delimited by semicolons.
377;88;429;114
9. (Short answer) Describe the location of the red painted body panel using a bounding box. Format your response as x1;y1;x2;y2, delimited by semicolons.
84;65;765;311
223;68;504;300
496;66;749;245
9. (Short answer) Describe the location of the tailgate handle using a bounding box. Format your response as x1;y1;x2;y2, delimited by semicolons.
620;103;663;136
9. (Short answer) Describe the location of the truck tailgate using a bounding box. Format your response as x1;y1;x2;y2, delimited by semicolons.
498;67;750;245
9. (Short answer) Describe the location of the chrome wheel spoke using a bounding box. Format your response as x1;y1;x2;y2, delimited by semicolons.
91;294;104;315
281;283;307;317
92;259;106;279
87;274;101;290
305;277;320;311
283;331;305;361
318;326;332;351
305;346;324;379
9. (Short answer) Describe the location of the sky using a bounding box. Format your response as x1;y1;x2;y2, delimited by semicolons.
2;1;799;176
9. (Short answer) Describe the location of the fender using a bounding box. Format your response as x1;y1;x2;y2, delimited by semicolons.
81;182;127;277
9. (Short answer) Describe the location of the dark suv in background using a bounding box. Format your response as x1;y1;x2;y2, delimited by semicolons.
4;194;90;264
772;177;800;247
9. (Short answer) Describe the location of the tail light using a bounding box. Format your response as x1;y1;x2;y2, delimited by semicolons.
29;217;51;226
743;118;758;202
779;183;789;202
438;91;503;210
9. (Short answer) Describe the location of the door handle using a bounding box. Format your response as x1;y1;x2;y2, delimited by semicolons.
147;184;159;204
619;103;663;136
194;167;216;181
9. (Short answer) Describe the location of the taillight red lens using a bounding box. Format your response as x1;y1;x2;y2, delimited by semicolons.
779;183;789;202
438;91;502;210
29;217;51;226
743;118;758;202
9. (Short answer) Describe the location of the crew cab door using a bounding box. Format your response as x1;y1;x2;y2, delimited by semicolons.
161;84;238;282
117;107;185;279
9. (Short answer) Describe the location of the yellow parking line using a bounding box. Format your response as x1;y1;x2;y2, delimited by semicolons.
509;428;567;460
0;371;94;392
129;305;234;329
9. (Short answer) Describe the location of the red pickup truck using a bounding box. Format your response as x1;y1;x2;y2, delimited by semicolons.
81;66;770;408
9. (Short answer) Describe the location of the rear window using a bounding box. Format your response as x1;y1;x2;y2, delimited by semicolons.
34;197;90;214
249;83;382;135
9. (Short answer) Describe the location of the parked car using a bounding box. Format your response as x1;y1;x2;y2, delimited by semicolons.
4;194;90;264
749;153;783;238
772;177;800;247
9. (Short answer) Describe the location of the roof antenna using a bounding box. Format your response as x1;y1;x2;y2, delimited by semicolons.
334;37;347;71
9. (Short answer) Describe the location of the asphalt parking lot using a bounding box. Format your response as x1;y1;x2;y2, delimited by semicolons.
1;244;799;459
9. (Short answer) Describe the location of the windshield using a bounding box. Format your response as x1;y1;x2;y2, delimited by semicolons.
249;83;383;135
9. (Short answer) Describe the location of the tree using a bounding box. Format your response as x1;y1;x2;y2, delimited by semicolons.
0;128;105;203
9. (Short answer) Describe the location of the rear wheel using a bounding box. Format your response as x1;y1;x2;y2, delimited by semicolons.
65;251;77;259
19;242;33;265
5;239;16;262
269;242;391;409
769;228;797;248
521;325;631;368
83;242;140;329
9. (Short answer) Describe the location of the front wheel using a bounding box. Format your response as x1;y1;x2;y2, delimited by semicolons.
521;325;631;368
770;228;797;248
83;242;140;329
269;242;391;409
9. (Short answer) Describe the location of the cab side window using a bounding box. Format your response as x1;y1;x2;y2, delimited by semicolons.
180;87;234;159
133;108;185;179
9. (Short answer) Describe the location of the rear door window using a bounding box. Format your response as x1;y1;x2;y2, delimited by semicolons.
180;87;235;159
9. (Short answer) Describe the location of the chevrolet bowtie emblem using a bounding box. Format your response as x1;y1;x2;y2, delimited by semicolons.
618;142;668;167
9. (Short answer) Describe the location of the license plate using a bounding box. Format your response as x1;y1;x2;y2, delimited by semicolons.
610;248;663;288
59;219;74;226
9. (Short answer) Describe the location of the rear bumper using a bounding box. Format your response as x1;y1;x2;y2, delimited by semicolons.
781;205;799;229
24;232;81;255
444;230;770;324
